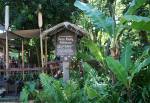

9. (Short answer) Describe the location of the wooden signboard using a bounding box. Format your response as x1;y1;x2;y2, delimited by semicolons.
56;32;76;61
55;31;76;82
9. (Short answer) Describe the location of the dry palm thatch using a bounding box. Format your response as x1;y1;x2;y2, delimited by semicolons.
41;22;87;38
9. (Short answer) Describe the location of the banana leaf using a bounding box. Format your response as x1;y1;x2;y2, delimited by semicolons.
74;0;115;36
84;39;104;62
126;0;146;15
135;57;150;74
120;43;133;70
106;56;128;87
123;15;150;31
85;86;98;100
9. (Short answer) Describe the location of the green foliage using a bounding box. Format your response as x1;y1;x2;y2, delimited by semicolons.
126;0;147;15
120;43;132;70
74;1;115;36
0;0;76;29
39;73;65;103
85;85;98;100
20;64;118;103
106;43;150;87
20;81;36;103
17;0;150;103
84;39;104;62
123;15;150;31
20;87;29;103
134;57;150;75
106;56;128;87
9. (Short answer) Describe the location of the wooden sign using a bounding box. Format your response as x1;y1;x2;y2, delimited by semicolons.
56;32;76;61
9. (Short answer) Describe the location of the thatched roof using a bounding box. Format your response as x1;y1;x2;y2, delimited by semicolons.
0;24;40;40
0;31;24;40
41;22;87;38
14;29;40;38
0;24;24;40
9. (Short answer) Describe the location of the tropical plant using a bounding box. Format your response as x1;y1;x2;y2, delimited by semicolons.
74;0;150;59
74;0;150;102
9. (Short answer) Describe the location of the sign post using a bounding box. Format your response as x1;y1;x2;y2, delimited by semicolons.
62;61;69;82
56;33;76;82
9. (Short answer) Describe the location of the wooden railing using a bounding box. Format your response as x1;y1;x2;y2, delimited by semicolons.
0;61;62;75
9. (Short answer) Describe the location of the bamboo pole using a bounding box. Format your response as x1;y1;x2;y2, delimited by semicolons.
45;37;48;67
5;31;9;76
40;28;44;68
22;40;24;68
5;5;9;76
22;40;25;80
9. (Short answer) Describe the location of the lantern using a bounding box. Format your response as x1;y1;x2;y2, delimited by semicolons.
38;11;43;28
5;5;9;30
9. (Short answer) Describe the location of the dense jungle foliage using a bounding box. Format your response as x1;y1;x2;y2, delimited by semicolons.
0;0;150;103
19;0;150;103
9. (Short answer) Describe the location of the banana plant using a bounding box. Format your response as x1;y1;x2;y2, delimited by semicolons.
74;0;121;59
106;44;150;88
74;0;150;59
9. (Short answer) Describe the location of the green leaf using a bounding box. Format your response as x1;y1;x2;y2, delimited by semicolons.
131;22;150;31
85;39;104;62
26;81;36;93
123;15;150;31
136;57;150;73
20;87;29;103
106;56;128;87
82;62;98;78
126;0;146;15
124;15;150;22
74;1;114;36
120;43;132;70
85;86;98;99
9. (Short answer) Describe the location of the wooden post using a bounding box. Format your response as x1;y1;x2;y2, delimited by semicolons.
62;57;70;82
63;61;69;82
45;37;48;67
40;28;44;68
2;46;5;61
22;40;24;68
5;31;9;76
22;40;25;80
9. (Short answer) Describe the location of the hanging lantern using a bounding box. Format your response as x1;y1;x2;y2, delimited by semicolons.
38;11;43;28
5;5;9;30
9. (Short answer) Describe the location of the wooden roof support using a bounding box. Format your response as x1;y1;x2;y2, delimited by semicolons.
5;31;9;75
22;40;25;80
40;28;44;68
45;37;48;67
22;40;24;68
